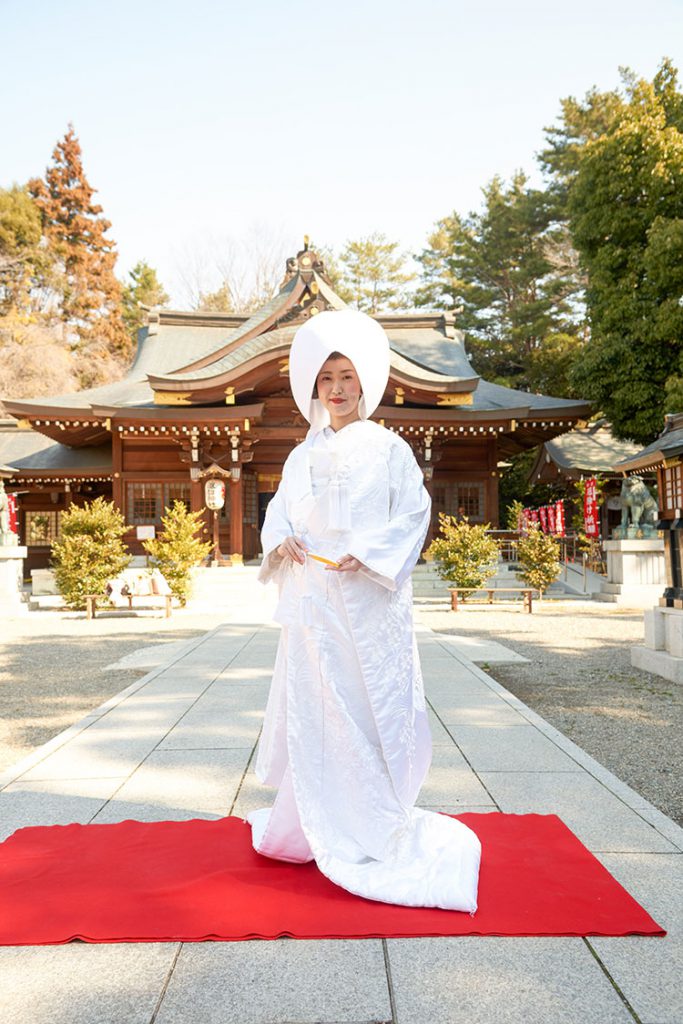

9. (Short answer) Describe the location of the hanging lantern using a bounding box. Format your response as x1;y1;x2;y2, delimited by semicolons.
204;479;226;511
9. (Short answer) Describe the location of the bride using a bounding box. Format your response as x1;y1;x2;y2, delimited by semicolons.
247;308;481;912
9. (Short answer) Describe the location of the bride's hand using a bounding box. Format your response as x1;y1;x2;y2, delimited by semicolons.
277;536;308;565
327;554;363;573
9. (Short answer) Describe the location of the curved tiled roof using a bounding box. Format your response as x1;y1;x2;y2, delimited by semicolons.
545;423;640;472
1;262;591;419
0;424;112;473
150;324;480;390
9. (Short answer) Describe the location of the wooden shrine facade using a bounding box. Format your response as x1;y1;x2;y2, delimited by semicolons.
0;243;593;571
616;413;683;606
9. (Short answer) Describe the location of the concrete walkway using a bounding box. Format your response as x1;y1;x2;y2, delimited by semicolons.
0;607;681;1023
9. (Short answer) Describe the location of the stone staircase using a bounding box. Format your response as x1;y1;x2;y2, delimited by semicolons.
411;563;451;606
26;555;589;615
413;558;587;605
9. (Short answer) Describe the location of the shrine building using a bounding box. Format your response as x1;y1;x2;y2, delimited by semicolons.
0;243;592;573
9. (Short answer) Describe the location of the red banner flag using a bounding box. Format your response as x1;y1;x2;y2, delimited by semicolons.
547;504;556;534
7;493;17;535
584;478;599;537
555;499;565;537
539;506;548;532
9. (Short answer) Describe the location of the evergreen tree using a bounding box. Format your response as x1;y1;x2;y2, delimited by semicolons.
416;174;584;392
337;232;415;312
0;186;43;316
554;60;683;443
539;85;625;208
195;280;234;313
0;185;77;398
122;260;170;342
28;125;130;380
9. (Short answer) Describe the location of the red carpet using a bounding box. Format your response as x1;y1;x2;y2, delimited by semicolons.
0;813;664;944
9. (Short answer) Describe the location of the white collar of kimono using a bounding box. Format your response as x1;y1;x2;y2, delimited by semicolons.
289;309;391;435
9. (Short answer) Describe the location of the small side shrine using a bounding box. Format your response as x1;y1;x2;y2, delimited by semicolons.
619;413;683;681
0;241;593;573
528;419;643;538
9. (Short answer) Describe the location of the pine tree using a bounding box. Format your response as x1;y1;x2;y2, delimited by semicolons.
415;175;584;393
338;232;415;313
195;280;234;313
122;260;170;343
28;125;130;380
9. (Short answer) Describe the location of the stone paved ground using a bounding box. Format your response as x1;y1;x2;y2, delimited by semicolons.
417;601;683;826
0;620;681;1024
3;596;681;828
0;609;230;774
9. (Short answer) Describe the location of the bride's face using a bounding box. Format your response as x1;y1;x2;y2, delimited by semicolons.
315;356;362;422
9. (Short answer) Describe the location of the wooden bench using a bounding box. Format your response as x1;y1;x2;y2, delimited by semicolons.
448;587;535;613
85;593;172;620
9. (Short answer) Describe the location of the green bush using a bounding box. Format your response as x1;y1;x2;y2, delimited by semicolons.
427;513;499;597
143;501;211;606
505;499;525;532
51;497;131;609
517;526;561;595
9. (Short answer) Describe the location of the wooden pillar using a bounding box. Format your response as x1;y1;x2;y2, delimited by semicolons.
423;473;435;547
190;476;211;548
230;474;244;563
112;430;123;512
487;436;500;527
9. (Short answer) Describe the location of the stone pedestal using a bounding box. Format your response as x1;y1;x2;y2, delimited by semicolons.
632;606;683;683
31;568;59;595
0;545;28;615
593;538;666;607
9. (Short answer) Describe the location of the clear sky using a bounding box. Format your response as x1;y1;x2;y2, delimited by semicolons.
2;0;682;304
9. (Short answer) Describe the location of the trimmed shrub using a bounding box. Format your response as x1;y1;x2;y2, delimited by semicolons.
517;525;561;596
51;497;131;609
143;501;211;606
427;513;499;596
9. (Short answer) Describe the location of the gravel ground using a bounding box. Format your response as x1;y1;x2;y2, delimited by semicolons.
417;600;683;827
0;609;230;775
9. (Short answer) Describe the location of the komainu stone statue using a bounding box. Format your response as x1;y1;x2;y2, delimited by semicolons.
618;476;658;535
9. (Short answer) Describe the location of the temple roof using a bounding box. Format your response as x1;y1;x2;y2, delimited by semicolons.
0;420;112;477
529;420;641;483
614;413;683;472
0;242;592;460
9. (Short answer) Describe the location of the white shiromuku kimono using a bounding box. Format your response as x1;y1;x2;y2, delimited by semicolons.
247;417;481;912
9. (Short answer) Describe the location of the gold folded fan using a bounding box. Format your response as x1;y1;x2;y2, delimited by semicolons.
307;553;340;568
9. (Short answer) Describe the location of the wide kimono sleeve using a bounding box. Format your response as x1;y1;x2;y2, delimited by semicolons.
257;456;296;585
347;437;431;592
